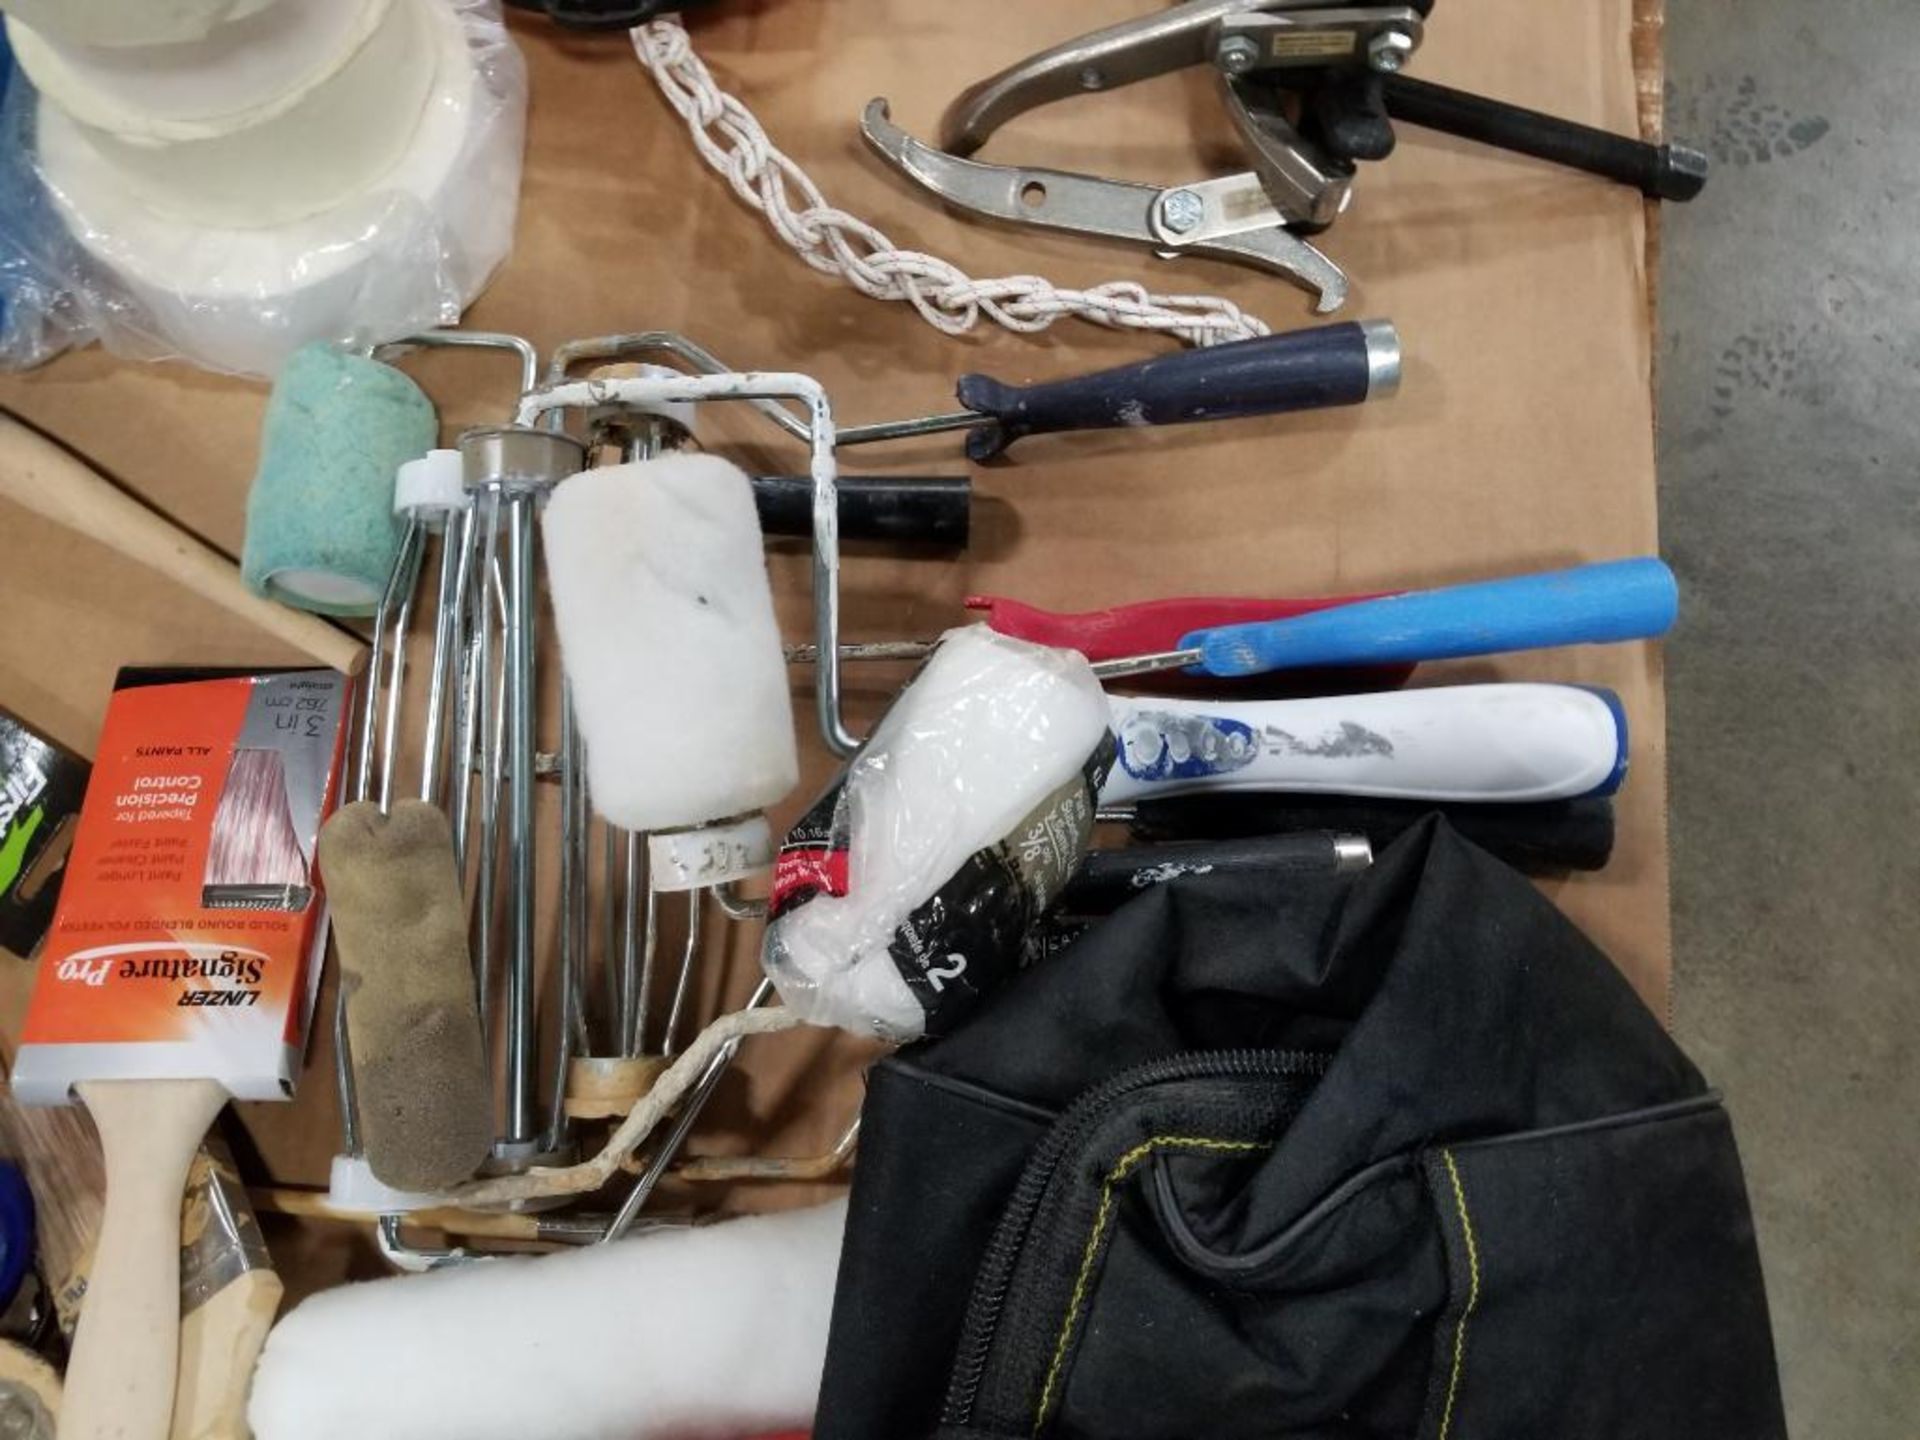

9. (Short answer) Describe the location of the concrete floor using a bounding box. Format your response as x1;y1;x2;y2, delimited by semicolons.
1659;2;1920;1433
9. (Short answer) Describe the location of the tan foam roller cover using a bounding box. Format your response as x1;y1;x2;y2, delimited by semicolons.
317;800;491;1193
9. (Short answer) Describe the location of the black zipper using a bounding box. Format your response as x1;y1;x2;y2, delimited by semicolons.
940;1046;1331;1429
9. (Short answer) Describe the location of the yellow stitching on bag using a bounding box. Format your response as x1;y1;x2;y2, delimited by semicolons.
1438;1149;1482;1440
1032;1136;1269;1434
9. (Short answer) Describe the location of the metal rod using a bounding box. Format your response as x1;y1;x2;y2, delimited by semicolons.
544;332;812;444
546;688;584;1149
713;882;768;922
448;507;484;873
566;704;592;1054
376;330;541;395
503;492;539;1144
785;640;936;665
376;522;424;813
618;833;642;1057
353;522;421;805
783;640;1204;678
1088;647;1204;680
836;410;977;448
472;504;505;1037
420;512;469;806
633;872;658;1058
661;889;702;1058
599;978;775;1243
333;977;361;1156
601;825;620;1055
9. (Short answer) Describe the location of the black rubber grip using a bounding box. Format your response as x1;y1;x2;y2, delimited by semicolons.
1058;832;1357;915
954;322;1386;461
1380;75;1709;201
751;474;970;548
1125;795;1616;875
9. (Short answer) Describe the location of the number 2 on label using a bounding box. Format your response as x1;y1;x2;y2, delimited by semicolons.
924;953;968;993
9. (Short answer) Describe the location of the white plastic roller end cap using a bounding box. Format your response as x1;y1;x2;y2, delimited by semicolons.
394;449;468;523
326;1154;440;1214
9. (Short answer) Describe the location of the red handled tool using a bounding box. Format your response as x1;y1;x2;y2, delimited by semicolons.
963;591;1415;693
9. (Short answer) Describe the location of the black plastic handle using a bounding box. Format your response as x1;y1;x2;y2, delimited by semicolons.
954;321;1398;461
1057;832;1361;915
1125;795;1616;875
752;475;971;547
1380;75;1709;202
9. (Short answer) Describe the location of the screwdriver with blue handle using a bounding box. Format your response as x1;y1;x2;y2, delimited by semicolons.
838;320;1401;460
1090;557;1680;680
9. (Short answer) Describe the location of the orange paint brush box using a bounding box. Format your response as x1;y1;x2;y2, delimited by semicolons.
13;668;351;1105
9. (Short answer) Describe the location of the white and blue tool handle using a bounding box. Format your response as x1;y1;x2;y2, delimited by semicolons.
1099;684;1629;806
1178;557;1677;677
956;320;1400;460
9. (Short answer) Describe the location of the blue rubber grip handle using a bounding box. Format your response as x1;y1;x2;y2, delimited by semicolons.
955;321;1394;461
1181;557;1680;677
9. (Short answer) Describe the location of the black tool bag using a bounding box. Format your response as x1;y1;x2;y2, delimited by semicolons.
814;820;1785;1440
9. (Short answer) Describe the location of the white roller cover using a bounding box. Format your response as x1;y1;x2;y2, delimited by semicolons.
763;625;1111;1040
541;453;799;833
249;1199;846;1440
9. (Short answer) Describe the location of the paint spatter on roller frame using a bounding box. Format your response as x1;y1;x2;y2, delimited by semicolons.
1263;722;1395;760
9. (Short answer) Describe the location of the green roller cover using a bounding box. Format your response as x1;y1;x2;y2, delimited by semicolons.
242;344;438;616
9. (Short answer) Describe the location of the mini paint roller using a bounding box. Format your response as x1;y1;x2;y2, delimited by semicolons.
763;626;1114;1041
242;343;438;617
541;453;800;842
317;800;492;1194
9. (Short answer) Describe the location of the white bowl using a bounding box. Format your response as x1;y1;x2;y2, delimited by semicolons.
6;0;385;137
0;0;279;49
36;0;511;375
14;0;439;228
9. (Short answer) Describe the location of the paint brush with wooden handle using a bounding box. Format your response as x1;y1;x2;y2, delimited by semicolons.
10;670;352;1440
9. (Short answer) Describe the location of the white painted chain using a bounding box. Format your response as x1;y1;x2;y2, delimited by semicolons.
631;16;1270;347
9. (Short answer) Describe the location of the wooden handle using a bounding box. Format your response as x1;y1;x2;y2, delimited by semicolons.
0;411;365;675
64;1079;227;1440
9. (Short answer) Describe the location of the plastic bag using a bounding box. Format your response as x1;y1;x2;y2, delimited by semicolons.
763;626;1115;1042
0;0;526;378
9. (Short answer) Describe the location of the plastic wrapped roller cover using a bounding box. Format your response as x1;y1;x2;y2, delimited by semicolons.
764;625;1115;1042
